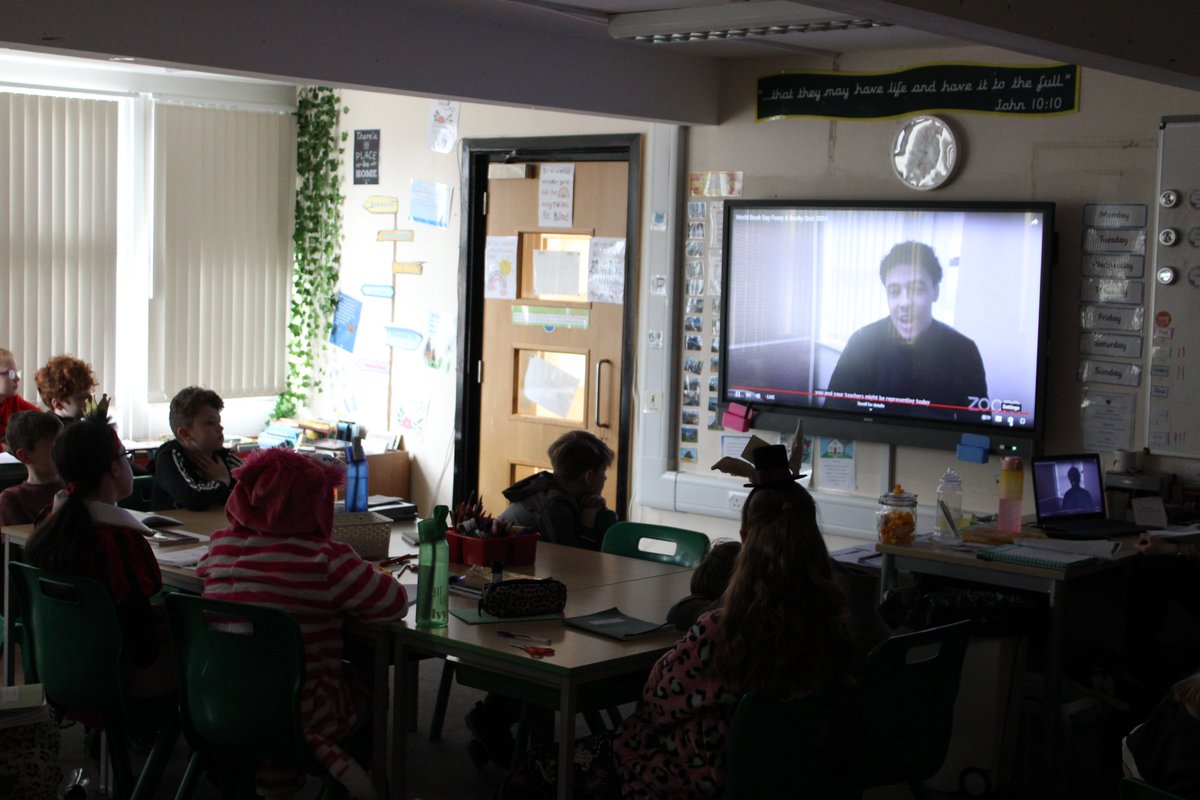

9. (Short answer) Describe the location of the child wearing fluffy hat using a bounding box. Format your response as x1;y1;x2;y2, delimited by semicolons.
198;447;409;799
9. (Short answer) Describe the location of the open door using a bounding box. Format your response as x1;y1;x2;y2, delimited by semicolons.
456;135;641;518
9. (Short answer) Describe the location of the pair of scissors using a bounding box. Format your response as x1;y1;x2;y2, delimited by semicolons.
508;643;555;659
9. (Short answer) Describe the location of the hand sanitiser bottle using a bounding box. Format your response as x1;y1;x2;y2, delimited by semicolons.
998;457;1025;534
934;468;963;540
416;505;450;628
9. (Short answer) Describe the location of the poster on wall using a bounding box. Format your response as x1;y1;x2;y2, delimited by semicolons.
588;237;626;303
353;129;380;185
538;164;575;227
330;292;362;353
758;63;1080;121
428;99;460;154
423;310;455;371
484;236;518;299
409;179;453;228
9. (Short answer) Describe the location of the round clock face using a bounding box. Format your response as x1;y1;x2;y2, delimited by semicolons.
892;116;959;191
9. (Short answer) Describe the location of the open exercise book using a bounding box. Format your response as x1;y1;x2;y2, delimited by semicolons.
564;607;674;640
978;537;1121;570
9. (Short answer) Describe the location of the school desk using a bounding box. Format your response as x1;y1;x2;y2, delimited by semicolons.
876;536;1139;796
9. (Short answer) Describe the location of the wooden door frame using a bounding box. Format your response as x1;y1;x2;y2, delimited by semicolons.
455;134;642;515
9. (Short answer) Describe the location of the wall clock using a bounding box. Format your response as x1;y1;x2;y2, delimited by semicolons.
892;115;959;191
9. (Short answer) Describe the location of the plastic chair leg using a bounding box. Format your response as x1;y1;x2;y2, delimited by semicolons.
429;660;456;741
105;730;136;800
130;711;180;800
173;752;203;800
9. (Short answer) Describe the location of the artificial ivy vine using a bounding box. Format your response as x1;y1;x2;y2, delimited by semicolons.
274;86;348;420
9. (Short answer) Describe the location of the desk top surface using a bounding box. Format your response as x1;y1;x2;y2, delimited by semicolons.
876;533;1141;580
3;508;692;671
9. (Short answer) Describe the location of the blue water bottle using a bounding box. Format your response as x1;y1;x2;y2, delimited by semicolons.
416;505;450;628
344;437;368;512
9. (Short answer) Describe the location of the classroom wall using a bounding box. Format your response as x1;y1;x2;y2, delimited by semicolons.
317;92;654;514
635;45;1200;544
330;45;1200;542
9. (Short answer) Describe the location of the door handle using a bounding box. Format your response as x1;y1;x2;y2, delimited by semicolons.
594;358;612;428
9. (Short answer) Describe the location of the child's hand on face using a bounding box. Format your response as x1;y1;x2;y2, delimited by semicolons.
183;445;231;486
579;494;605;529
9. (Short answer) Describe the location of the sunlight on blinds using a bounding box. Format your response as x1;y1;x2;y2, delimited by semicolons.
0;93;119;400
148;103;296;401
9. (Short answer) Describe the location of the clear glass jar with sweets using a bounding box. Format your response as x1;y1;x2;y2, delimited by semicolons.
877;485;918;545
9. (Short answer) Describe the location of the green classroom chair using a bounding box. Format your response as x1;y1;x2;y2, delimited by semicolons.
725;689;858;800
164;593;368;799
600;521;711;567
852;619;972;799
117;474;154;512
8;562;178;800
1120;777;1188;800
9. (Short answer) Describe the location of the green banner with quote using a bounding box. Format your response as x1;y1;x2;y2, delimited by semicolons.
758;62;1079;121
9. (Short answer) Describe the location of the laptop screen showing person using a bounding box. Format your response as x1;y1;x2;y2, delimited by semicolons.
1031;454;1107;522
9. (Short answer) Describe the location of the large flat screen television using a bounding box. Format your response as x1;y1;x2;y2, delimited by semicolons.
719;200;1055;456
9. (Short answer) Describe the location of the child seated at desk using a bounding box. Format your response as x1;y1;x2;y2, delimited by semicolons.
197;447;409;800
1124;672;1200;798
0;410;64;525
24;399;173;699
0;347;38;444
496;429;615;550
500;448;857;799
34;354;97;426
151;386;242;511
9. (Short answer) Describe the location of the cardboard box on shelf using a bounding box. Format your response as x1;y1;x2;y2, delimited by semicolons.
366;450;411;500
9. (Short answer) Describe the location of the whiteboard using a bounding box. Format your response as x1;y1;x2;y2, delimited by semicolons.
1147;116;1200;457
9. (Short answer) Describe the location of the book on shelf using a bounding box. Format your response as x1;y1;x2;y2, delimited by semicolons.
564;607;674;640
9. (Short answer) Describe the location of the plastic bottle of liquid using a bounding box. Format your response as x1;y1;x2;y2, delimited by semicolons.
998;456;1025;534
934;468;963;539
416;505;450;628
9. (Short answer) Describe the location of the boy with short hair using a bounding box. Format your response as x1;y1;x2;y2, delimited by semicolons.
496;429;616;550
151;386;242;511
0;410;64;525
0;348;38;444
34;354;97;425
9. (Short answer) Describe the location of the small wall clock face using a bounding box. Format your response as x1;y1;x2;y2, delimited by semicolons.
892;116;959;191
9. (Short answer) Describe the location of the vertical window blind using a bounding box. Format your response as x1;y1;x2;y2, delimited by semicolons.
0;92;119;398
148;103;296;402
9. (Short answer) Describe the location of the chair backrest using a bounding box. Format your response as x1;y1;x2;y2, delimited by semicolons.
164;593;315;769
1120;777;1188;800
855;619;971;789
8;562;131;720
725;689;858;800
600;521;710;567
117;475;154;512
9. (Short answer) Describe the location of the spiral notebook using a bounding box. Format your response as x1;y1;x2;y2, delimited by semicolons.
977;538;1119;570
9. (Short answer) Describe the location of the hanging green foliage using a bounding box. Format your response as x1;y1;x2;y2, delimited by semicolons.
274;86;348;420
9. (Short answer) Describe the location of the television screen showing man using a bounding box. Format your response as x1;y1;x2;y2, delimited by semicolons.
823;241;986;419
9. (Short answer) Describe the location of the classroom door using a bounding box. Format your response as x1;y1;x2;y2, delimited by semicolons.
474;158;632;516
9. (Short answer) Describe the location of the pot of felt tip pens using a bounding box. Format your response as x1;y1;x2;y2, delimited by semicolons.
447;494;540;567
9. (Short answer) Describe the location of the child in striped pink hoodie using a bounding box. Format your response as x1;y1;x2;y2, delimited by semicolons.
197;447;408;799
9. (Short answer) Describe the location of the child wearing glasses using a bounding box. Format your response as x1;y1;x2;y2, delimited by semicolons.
0;348;38;444
34;354;98;426
24;399;174;699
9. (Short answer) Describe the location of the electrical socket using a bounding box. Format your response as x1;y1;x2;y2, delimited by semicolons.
728;491;746;511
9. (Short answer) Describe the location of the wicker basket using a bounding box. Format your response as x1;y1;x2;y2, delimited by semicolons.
332;511;392;559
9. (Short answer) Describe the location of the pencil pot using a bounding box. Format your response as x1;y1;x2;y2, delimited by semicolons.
506;531;539;565
450;531;510;567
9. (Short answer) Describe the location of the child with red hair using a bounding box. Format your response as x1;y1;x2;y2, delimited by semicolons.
197;447;409;799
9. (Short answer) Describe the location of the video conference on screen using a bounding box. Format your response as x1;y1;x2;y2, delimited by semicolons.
722;203;1051;431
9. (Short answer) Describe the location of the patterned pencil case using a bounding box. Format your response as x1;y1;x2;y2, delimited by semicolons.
478;578;567;618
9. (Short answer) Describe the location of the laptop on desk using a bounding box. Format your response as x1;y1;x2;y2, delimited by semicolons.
1030;453;1150;539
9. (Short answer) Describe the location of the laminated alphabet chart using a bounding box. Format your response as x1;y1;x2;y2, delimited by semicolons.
1146;116;1200;456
